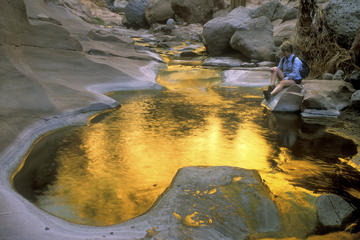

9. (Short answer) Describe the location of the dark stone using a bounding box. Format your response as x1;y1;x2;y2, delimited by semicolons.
324;0;360;49
125;0;149;29
349;71;360;90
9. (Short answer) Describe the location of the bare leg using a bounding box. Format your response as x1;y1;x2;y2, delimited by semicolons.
270;67;285;86
270;79;297;96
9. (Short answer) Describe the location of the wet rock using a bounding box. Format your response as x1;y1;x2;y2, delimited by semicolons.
262;84;304;112
302;80;355;111
349;71;360;90
145;0;174;25
301;109;340;118
324;0;360;49
351;90;360;109
179;51;199;58
322;72;334;80
202;7;251;56
333;70;345;80
144;166;281;239
316;194;356;227
203;57;244;68
125;0;149;29
223;69;271;87
230;16;274;61
257;61;275;67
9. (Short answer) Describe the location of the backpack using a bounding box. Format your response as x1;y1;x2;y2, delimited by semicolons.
280;55;310;79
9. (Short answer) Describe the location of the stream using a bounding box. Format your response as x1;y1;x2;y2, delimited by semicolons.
11;42;360;238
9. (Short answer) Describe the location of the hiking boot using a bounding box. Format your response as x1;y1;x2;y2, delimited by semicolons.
263;90;271;101
268;85;275;93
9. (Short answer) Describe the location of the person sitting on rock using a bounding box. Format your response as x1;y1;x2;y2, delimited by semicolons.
263;41;303;101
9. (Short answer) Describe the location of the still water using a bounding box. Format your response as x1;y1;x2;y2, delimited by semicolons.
12;56;359;233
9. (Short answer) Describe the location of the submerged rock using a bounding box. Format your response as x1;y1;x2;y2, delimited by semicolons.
351;90;360;109
143;166;281;239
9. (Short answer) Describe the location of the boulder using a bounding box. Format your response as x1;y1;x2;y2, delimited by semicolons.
316;194;356;227
273;19;297;46
230;16;275;61
222;69;271;86
113;0;128;12
171;23;203;41
125;0;149;29
322;73;334;80
332;70;345;80
302;80;355;112
170;0;222;24
349;70;360;90
262;84;304;112
324;0;360;49
202;7;251;56
351;90;360;109
249;0;287;21
145;0;174;24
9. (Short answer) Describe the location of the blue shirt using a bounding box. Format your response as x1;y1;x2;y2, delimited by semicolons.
277;54;302;80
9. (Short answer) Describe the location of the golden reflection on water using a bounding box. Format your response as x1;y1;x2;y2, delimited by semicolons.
13;46;359;232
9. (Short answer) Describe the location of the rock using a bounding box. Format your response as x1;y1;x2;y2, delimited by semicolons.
333;70;345;80
322;73;334;80
125;0;149;29
351;90;360;109
202;7;251;56
349;71;360;90
171;23;203;41
144;166;281;239
166;18;175;25
203;57;244;68
170;0;222;24
324;0;360;49
88;29;133;44
113;0;127;12
249;0;287;21
230;16;275;61
316;194;356;227
301;109;340;118
273;19;297;46
223;69;271;86
302;80;355;111
145;0;174;25
257;61;275;67
179;51;199;58
282;7;298;21
262;84;304;112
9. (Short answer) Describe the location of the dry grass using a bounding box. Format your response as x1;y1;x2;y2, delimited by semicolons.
294;0;356;78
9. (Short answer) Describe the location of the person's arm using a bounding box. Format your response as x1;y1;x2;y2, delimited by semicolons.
284;57;302;80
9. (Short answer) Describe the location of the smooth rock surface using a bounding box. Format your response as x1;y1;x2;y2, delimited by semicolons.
316;194;356;227
222;69;271;86
302;80;355;111
145;0;174;24
351;90;360;109
262;84;304;112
